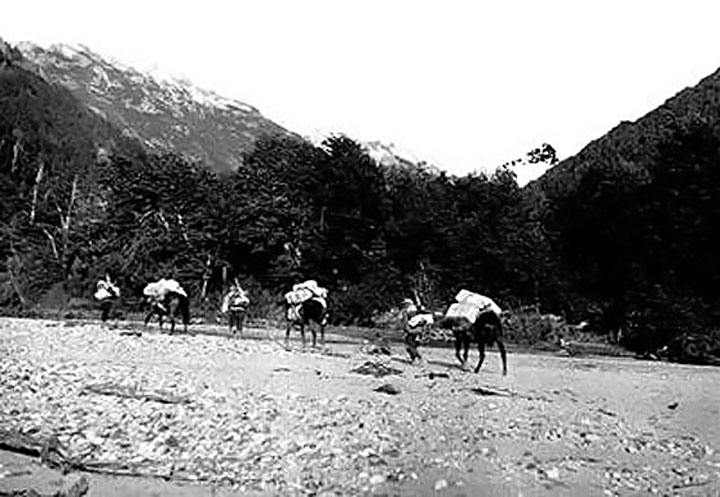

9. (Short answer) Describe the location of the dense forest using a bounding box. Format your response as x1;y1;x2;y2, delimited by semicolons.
3;40;720;357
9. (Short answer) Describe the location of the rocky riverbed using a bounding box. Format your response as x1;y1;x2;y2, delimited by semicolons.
1;317;719;496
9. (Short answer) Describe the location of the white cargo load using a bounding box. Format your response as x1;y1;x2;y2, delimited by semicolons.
408;313;434;329
445;302;483;325
143;278;187;299
455;289;501;316
284;280;328;308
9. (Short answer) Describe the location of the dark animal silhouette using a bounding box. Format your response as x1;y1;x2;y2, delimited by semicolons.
442;312;507;375
286;299;327;347
144;292;190;334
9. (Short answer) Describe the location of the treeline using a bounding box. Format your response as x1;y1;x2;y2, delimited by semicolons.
4;40;720;355
88;135;549;325
545;121;720;353
0;83;550;327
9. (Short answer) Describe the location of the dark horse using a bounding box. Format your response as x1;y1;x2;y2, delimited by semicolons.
443;312;507;375
144;292;190;334
285;299;327;347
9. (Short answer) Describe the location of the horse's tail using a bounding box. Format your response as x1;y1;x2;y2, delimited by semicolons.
474;311;503;344
491;311;503;338
302;299;326;325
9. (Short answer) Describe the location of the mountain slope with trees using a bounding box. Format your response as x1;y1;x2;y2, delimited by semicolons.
18;42;295;175
0;39;145;306
527;67;720;356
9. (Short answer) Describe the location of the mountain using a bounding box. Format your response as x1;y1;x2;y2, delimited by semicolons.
529;67;720;199
17;42;295;175
1;37;148;303
302;128;440;172
509;63;720;346
361;140;434;169
1;40;141;192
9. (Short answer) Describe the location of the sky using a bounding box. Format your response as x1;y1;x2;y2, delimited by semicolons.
3;0;720;176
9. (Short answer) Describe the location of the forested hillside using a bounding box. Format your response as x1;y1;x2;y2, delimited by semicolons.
3;37;720;357
531;67;720;353
0;41;144;308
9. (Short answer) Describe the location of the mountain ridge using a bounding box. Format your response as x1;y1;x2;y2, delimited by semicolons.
529;67;720;197
17;41;295;174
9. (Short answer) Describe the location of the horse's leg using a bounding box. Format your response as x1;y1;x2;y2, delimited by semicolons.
310;321;317;348
300;322;307;347
414;332;422;361
474;338;486;373
179;300;189;335
462;334;470;364
454;332;464;365
101;300;111;322
237;311;245;334
285;320;291;345
497;338;508;376
144;309;154;328
320;323;325;347
164;302;173;334
228;312;234;335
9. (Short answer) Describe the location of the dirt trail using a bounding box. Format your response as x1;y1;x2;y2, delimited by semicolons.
1;317;719;496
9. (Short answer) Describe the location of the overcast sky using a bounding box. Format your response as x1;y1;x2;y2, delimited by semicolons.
3;1;720;175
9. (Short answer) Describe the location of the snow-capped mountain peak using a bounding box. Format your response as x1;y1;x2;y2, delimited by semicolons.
17;41;293;174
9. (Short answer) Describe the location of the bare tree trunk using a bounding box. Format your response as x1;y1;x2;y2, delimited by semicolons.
319;206;326;233
52;175;79;278
177;213;189;244
11;136;22;174
201;255;212;300
29;160;45;224
8;246;27;307
156;210;170;232
61;175;78;236
42;228;59;261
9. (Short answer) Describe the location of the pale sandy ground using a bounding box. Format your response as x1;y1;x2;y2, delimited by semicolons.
1;317;720;497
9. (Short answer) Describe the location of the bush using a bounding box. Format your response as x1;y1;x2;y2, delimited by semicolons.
624;295;709;354
502;306;568;346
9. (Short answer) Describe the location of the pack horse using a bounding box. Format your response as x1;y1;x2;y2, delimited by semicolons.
284;280;329;347
143;278;190;334
442;290;508;375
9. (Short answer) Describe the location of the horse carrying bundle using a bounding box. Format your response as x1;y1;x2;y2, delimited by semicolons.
284;280;328;309
284;280;329;347
445;302;483;325
454;290;501;316
143;279;187;299
444;290;502;325
445;290;508;375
